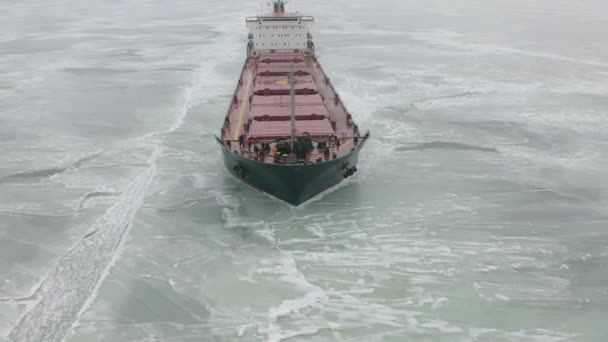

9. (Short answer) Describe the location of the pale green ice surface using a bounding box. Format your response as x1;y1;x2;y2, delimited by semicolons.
1;0;607;341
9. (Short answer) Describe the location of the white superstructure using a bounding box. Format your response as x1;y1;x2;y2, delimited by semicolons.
245;0;315;55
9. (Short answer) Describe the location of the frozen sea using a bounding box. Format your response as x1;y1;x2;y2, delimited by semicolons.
1;0;608;341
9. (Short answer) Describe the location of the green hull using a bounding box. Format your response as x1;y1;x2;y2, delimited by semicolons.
216;137;363;205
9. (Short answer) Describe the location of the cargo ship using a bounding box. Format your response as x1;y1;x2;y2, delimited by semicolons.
217;0;369;205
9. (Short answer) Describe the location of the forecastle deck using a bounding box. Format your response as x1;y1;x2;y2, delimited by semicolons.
220;50;366;164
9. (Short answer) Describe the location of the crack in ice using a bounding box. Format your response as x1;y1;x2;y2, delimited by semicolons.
3;61;216;342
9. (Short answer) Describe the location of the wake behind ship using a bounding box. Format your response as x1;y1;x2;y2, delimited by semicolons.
217;0;369;205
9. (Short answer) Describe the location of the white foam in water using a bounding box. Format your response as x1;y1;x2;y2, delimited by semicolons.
253;229;329;342
494;293;510;301
419;320;463;334
508;329;578;341
2;51;225;342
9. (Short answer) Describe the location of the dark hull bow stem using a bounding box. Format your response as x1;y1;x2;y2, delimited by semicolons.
216;1;369;205
217;137;365;205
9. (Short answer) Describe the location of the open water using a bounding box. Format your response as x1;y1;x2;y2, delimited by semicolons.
1;0;607;341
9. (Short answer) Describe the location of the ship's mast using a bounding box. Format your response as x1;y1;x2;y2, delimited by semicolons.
289;65;297;149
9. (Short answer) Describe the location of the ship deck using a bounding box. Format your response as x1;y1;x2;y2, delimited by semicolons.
220;50;364;164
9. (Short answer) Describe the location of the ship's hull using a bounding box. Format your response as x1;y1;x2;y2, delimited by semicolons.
216;137;362;205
